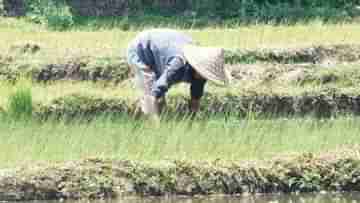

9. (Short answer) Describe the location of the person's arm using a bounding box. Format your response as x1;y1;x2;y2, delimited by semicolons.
151;56;186;98
189;79;206;113
144;56;186;118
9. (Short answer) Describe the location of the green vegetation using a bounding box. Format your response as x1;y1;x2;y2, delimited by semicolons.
2;149;360;200
1;19;360;58
1;113;360;167
6;79;33;120
1;6;360;200
0;18;359;166
0;11;359;185
71;4;360;31
25;0;74;30
11;0;360;30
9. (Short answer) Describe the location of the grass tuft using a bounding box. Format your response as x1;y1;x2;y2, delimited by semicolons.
7;79;33;120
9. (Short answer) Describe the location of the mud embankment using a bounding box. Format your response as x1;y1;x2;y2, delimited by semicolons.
2;43;360;84
34;89;360;119
225;44;360;64
1;149;360;201
0;56;130;84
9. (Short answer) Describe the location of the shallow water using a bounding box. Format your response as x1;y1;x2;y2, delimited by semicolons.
16;193;360;203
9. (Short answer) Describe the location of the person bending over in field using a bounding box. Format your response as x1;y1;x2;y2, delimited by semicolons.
127;29;230;120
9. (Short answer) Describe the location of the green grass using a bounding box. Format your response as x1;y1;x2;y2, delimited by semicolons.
1;115;359;167
1;18;360;60
7;79;33;120
18;2;360;31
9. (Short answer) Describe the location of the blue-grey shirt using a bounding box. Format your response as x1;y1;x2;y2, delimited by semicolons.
128;29;206;99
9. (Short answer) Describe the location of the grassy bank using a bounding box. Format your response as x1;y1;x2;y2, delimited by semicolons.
1;147;360;200
3;45;360;85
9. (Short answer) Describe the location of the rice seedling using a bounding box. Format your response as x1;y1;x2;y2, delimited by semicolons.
6;79;33;120
0;114;359;167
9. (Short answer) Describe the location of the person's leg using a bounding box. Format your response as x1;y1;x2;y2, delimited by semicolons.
127;48;162;116
140;67;159;115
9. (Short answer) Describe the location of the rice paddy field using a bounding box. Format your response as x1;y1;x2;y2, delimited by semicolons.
3;17;360;200
1;17;360;165
1;18;360;58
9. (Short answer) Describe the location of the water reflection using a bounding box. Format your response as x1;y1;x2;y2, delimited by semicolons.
17;193;360;203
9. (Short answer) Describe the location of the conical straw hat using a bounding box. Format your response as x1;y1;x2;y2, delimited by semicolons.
183;45;230;86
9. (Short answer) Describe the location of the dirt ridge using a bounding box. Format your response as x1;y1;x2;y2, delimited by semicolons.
34;90;360;119
1;44;360;83
1;149;360;201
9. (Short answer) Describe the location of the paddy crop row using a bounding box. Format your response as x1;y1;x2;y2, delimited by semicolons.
1;114;360;167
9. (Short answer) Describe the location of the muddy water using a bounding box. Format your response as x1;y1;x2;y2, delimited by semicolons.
16;193;360;203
